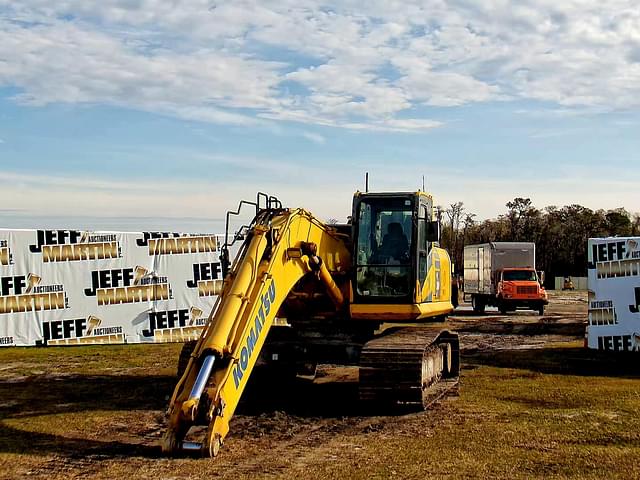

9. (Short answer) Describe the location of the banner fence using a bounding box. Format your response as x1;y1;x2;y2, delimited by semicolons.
587;236;640;351
0;229;231;347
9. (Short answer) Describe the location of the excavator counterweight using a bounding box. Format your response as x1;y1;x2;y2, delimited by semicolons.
162;191;460;457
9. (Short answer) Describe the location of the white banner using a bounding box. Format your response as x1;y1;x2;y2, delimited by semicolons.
0;229;229;346
587;237;640;351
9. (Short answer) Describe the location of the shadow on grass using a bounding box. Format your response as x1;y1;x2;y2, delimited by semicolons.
240;373;362;417
454;319;586;336
0;369;376;458
0;423;161;458
0;374;175;458
0;374;176;419
465;346;640;378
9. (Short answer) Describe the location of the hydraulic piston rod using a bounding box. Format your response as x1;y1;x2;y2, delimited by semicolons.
181;441;203;452
181;354;215;420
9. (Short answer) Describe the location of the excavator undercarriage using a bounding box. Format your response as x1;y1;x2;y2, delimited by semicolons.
162;192;460;457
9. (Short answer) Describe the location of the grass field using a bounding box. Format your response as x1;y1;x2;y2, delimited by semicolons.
1;293;640;479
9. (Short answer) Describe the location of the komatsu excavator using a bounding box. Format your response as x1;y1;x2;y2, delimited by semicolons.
162;191;460;457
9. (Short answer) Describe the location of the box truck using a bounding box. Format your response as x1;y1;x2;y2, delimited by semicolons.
463;242;548;314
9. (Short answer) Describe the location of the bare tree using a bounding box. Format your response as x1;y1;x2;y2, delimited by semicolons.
445;202;465;267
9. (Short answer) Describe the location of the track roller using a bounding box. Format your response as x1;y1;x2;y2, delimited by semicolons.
359;326;459;410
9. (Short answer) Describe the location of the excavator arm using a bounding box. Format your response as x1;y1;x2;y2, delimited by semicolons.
162;207;350;457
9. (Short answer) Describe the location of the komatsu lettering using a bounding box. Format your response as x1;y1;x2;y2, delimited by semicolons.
232;280;276;389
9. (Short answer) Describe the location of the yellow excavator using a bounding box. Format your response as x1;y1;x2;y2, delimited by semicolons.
162;191;460;457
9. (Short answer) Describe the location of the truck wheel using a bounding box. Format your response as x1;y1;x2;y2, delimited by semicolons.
538;304;545;316
499;303;508;315
472;296;485;314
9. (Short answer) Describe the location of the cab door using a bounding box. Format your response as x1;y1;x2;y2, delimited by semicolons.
417;198;438;303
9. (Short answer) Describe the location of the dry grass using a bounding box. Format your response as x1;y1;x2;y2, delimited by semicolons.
1;304;640;479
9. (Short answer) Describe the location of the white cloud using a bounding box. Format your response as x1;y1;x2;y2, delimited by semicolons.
1;1;640;132
0;19;283;125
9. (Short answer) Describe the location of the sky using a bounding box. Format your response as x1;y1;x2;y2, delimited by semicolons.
0;1;639;232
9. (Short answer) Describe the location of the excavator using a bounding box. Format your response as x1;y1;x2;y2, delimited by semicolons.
162;191;460;457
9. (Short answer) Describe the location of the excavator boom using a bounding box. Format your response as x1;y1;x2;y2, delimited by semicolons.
162;206;350;456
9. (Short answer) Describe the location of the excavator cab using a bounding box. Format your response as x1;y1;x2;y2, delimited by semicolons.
353;191;439;301
351;192;450;321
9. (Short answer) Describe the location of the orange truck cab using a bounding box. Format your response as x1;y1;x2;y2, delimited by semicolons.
496;267;548;314
463;242;548;315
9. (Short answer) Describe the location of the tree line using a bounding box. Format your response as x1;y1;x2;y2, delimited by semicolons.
438;198;640;287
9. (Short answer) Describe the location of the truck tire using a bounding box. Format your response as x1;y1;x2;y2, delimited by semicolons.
537;304;545;316
471;296;485;314
499;303;508;315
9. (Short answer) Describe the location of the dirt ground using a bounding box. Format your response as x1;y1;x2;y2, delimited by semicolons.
2;290;640;479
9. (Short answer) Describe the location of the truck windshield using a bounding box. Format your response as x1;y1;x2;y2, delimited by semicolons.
355;197;413;297
503;270;537;281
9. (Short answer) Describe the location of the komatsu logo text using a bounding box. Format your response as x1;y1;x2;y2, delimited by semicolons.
232;280;276;389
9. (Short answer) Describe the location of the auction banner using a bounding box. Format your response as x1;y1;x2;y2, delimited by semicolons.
0;229;228;347
587;237;640;351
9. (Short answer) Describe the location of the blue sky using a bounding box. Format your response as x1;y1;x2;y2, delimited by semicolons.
1;1;639;232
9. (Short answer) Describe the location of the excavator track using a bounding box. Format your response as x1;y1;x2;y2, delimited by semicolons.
359;326;460;410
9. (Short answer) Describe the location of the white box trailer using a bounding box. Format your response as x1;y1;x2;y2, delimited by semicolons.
587;237;640;351
463;242;547;314
464;242;536;295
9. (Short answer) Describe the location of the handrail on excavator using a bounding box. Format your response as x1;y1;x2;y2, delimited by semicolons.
221;192;282;277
